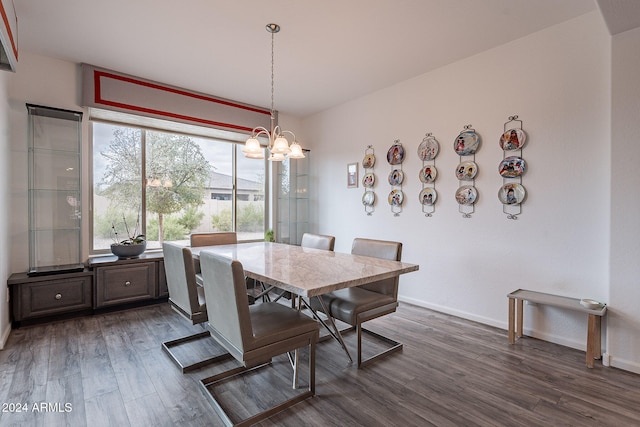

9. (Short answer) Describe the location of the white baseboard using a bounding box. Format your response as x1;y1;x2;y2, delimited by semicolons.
518;328;585;352
398;296;585;351
399;296;505;329
607;354;640;374
0;322;11;350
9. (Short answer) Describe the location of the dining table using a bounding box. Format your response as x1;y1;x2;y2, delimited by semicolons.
189;241;418;295
189;241;419;363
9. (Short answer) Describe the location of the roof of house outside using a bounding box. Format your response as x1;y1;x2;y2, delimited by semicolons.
207;171;263;193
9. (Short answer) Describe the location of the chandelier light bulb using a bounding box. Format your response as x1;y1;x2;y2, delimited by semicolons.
242;137;263;157
267;152;286;161
271;136;291;154
288;141;305;159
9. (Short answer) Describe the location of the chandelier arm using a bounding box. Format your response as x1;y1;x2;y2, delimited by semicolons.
278;129;297;142
271;126;295;141
251;126;271;138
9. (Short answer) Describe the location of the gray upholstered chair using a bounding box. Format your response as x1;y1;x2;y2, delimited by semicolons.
198;251;319;426
161;242;230;372
190;232;237;287
311;238;403;367
301;232;335;251
190;231;238;247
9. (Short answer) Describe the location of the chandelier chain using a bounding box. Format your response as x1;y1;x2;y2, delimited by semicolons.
271;30;275;117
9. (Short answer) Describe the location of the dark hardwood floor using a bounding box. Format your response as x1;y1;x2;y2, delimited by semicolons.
1;301;639;427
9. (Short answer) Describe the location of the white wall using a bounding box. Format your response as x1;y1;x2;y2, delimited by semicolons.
304;12;615;357
0;70;11;348
609;25;640;373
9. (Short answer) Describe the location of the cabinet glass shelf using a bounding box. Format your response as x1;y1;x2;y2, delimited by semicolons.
27;104;84;276
276;151;310;245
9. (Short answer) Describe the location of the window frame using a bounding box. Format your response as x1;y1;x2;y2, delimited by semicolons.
89;118;269;256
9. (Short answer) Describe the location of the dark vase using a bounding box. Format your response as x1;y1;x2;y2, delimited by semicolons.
110;242;146;259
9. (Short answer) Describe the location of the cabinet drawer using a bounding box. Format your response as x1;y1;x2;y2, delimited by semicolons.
95;262;157;307
16;276;92;320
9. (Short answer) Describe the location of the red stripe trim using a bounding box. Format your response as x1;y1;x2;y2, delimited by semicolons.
0;1;18;60
93;70;269;132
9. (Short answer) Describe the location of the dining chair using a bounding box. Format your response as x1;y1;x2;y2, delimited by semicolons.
300;232;335;251
190;232;237;287
191;231;262;305
198;251;319;426
161;242;230;372
311;238;403;367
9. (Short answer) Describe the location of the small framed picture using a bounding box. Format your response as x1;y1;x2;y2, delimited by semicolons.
347;162;359;188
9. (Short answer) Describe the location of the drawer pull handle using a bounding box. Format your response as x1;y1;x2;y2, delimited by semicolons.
55;293;62;300
124;281;132;287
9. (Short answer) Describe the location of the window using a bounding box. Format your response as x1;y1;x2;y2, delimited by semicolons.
91;121;266;253
211;193;231;201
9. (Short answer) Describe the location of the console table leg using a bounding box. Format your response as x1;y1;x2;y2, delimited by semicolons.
508;298;515;344
594;315;602;359
517;299;524;338
586;314;597;368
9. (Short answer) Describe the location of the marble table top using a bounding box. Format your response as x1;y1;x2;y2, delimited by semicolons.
190;242;419;297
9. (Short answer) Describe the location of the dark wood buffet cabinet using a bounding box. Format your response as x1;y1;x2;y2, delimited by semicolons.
7;253;168;327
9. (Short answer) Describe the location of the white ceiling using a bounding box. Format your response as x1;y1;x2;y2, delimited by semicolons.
12;0;609;118
596;0;640;35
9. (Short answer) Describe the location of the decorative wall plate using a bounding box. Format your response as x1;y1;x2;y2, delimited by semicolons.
387;144;405;165
498;156;526;178
498;183;526;205
454;131;481;156
455;161;478;180
362;191;376;206
388;169;404;186
499;128;527;151
417;136;439;161
455;185;478;205
362;172;375;188
388;189;404;206
419;187;437;205
419;165;437;183
362;153;376;168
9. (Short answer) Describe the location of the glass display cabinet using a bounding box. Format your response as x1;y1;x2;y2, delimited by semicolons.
27;104;84;275
276;151;310;245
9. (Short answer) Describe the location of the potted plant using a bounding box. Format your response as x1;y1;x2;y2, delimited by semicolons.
265;229;275;242
110;215;146;259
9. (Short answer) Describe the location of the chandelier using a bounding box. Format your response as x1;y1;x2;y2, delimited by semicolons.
242;23;305;161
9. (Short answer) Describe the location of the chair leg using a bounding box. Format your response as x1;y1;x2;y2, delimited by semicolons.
357;323;362;367
356;322;403;368
310;339;316;394
199;342;315;427
162;331;231;373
